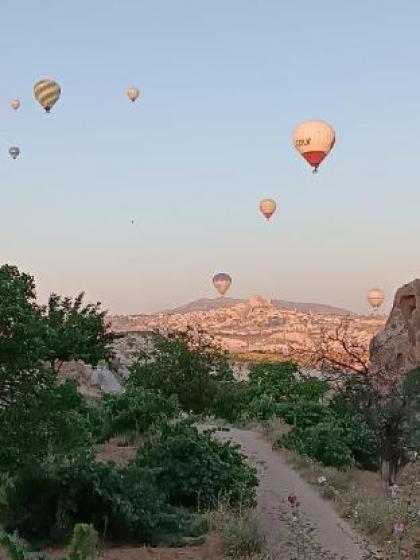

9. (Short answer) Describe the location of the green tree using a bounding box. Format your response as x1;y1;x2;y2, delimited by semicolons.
0;264;112;473
41;292;115;374
0;379;93;472
128;328;233;414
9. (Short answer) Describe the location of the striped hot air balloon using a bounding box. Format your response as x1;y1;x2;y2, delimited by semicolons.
33;79;61;112
11;99;20;110
8;147;20;160
213;273;232;296
367;288;384;312
127;87;140;102
293;120;335;173
259;199;277;220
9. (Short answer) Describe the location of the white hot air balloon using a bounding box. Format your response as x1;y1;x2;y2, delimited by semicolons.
127;87;140;102
367;288;385;312
259;199;277;220
293;120;335;173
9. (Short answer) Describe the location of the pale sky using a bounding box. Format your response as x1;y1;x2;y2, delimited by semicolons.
1;1;419;314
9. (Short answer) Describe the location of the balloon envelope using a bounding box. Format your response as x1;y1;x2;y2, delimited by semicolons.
34;79;61;112
8;147;20;159
259;199;277;220
127;87;140;102
293;120;335;172
11;99;20;110
213;273;232;296
367;288;384;310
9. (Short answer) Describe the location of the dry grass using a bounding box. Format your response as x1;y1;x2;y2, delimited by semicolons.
208;506;266;558
265;423;420;559
42;533;224;560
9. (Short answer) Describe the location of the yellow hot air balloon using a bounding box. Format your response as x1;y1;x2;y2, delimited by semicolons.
11;99;20;110
33;79;61;112
367;288;385;312
127;87;140;102
293;120;335;173
213;273;232;296
259;199;277;220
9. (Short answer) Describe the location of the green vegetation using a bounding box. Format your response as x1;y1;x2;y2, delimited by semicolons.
0;524;98;560
2;262;420;555
0;265;257;551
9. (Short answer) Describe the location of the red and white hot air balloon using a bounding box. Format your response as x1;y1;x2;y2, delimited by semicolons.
293;120;335;173
259;199;277;221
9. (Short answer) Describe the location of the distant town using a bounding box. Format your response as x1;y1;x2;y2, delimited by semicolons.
110;295;386;361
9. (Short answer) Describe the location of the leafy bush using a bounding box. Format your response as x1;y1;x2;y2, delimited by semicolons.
128;329;234;414
281;413;378;470
210;380;249;423
1;460;205;546
246;394;282;421
247;362;298;401
277;401;331;430
134;422;258;509
0;380;93;473
0;531;50;560
283;420;355;468
0;524;98;560
90;387;179;442
68;524;98;560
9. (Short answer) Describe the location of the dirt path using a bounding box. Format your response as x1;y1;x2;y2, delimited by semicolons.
211;426;378;560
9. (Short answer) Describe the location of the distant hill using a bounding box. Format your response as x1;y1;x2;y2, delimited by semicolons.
169;297;353;316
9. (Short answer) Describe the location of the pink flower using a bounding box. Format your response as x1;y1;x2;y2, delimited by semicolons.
393;522;404;534
287;494;299;508
388;484;399;498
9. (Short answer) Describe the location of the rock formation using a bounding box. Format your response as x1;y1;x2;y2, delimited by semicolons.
370;279;420;376
58;333;155;398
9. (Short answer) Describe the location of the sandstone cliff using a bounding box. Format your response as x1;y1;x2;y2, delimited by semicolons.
370;279;420;376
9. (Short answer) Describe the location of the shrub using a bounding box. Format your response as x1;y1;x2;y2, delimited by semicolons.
277;402;331;430
90;387;179;442
1;460;205;546
68;524;98;560
128;329;234;414
247;362;298;402
134;422;258;509
282;421;355;468
246;394;281;421
0;380;93;474
0;531;50;560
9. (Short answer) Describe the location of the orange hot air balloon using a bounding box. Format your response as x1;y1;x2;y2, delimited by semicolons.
367;288;385;312
213;273;232;296
293;120;335;173
259;199;277;220
11;99;20;110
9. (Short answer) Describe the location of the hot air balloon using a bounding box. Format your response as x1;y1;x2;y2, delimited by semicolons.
8;147;20;160
259;199;277;220
11;99;20;110
33;79;61;112
127;87;140;102
367;288;384;312
293;120;335;173
213;273;232;296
